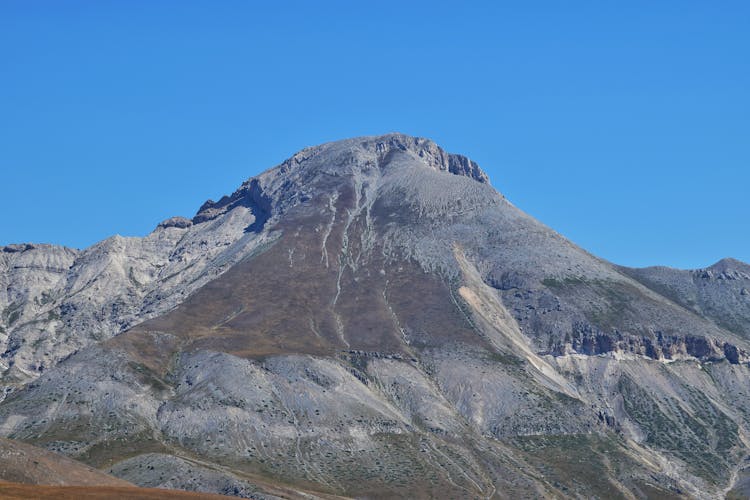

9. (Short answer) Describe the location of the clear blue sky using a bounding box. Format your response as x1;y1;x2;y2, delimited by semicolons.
1;1;748;269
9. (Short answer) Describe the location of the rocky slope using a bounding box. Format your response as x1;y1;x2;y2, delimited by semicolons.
0;437;232;499
1;133;749;499
622;258;750;341
0;199;271;383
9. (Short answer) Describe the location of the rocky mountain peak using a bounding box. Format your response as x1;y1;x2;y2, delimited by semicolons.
191;133;490;225
708;257;750;274
364;132;489;184
288;132;490;184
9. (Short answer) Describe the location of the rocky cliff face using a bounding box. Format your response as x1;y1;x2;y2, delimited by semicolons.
1;133;749;499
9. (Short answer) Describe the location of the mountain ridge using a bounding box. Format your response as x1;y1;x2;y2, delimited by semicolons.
2;133;742;270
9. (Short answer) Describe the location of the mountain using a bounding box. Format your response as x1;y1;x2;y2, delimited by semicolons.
1;133;749;499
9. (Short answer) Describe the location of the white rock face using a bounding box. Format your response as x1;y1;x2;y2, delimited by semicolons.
0;204;270;382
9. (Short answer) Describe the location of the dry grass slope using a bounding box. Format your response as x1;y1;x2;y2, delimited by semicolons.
0;482;232;499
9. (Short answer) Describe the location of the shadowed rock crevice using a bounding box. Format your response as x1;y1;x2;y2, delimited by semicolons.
193;178;273;234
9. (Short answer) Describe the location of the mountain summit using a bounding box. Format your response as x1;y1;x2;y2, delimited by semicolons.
193;133;489;227
1;134;750;498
